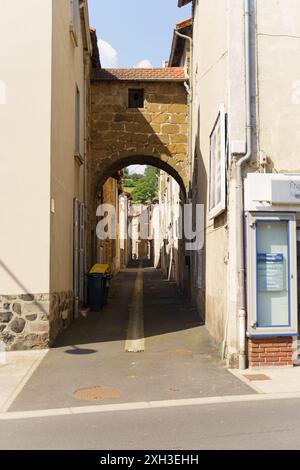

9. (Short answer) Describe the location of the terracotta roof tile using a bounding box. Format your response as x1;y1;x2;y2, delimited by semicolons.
91;68;186;82
176;18;193;30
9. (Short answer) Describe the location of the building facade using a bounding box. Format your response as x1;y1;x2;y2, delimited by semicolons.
179;0;300;367
0;0;91;350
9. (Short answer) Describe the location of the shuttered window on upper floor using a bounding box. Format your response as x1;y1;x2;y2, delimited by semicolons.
75;86;81;157
70;0;80;47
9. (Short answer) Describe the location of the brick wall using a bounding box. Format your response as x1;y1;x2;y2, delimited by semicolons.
248;337;294;367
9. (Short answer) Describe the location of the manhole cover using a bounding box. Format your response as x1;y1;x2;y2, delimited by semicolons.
73;386;122;401
244;374;271;382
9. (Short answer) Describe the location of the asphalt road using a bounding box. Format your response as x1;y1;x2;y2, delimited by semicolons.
1;398;300;450
2;267;269;451
9;267;252;413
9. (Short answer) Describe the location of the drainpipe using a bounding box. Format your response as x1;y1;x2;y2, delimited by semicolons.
174;30;193;200
83;52;89;300
236;0;252;369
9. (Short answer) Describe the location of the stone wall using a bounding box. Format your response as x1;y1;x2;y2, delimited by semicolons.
90;80;188;193
0;291;73;351
49;291;74;344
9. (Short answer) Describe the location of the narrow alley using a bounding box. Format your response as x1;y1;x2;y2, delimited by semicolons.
9;267;252;413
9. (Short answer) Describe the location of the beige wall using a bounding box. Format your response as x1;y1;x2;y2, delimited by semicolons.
256;0;300;172
98;177;121;274
0;0;53;295
191;0;229;343
50;0;87;293
190;0;300;361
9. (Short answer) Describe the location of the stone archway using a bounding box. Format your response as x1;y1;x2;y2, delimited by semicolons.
90;70;189;200
94;154;187;197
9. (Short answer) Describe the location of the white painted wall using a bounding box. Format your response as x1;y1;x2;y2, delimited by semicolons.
0;0;52;295
256;0;300;172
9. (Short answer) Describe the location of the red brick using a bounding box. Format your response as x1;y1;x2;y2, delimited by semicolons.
279;357;293;363
266;356;279;362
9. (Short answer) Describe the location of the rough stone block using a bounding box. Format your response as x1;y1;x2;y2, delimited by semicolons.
10;318;26;334
170;134;188;144
168;104;187;113
151;114;169;124
161;124;180;134
170;114;187;125
146;103;161;113
0;312;13;323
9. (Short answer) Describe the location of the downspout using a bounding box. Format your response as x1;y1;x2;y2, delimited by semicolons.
174;30;193;200
80;0;92;302
83;53;88;282
236;0;252;369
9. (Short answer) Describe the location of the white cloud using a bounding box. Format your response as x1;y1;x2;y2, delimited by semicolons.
134;59;153;68
128;165;146;175
98;39;118;68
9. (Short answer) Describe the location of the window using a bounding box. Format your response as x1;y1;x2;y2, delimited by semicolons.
208;105;227;219
75;86;81;157
70;0;79;47
128;89;144;109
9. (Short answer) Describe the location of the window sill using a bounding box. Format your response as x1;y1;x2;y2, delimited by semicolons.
70;25;79;48
74;152;84;165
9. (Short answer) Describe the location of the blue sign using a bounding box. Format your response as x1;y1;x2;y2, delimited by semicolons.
257;253;284;263
257;253;284;292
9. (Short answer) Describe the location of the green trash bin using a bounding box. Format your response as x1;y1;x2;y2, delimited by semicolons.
87;264;112;311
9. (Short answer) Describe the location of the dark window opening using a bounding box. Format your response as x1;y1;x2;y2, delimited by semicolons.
128;89;144;109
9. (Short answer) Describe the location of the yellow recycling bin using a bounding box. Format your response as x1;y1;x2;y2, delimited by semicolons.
89;264;111;275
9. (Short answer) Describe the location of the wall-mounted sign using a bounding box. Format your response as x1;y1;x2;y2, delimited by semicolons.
257;253;284;292
209;105;227;219
246;213;298;337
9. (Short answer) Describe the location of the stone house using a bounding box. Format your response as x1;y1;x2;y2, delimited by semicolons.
158;171;185;290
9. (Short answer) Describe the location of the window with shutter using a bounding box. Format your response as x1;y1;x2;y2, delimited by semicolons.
70;0;80;47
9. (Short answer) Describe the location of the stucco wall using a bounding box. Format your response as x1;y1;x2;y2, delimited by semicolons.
191;0;229;344
256;0;300;172
50;0;86;293
0;0;52;296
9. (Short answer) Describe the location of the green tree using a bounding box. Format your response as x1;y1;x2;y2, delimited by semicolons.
131;166;158;204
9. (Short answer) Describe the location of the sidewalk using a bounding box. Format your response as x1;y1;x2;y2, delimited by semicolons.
230;367;300;394
0;350;48;412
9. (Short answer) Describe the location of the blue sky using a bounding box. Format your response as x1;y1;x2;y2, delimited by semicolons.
88;0;191;69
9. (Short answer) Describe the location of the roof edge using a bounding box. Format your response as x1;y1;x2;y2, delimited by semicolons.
91;67;186;82
178;0;192;7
